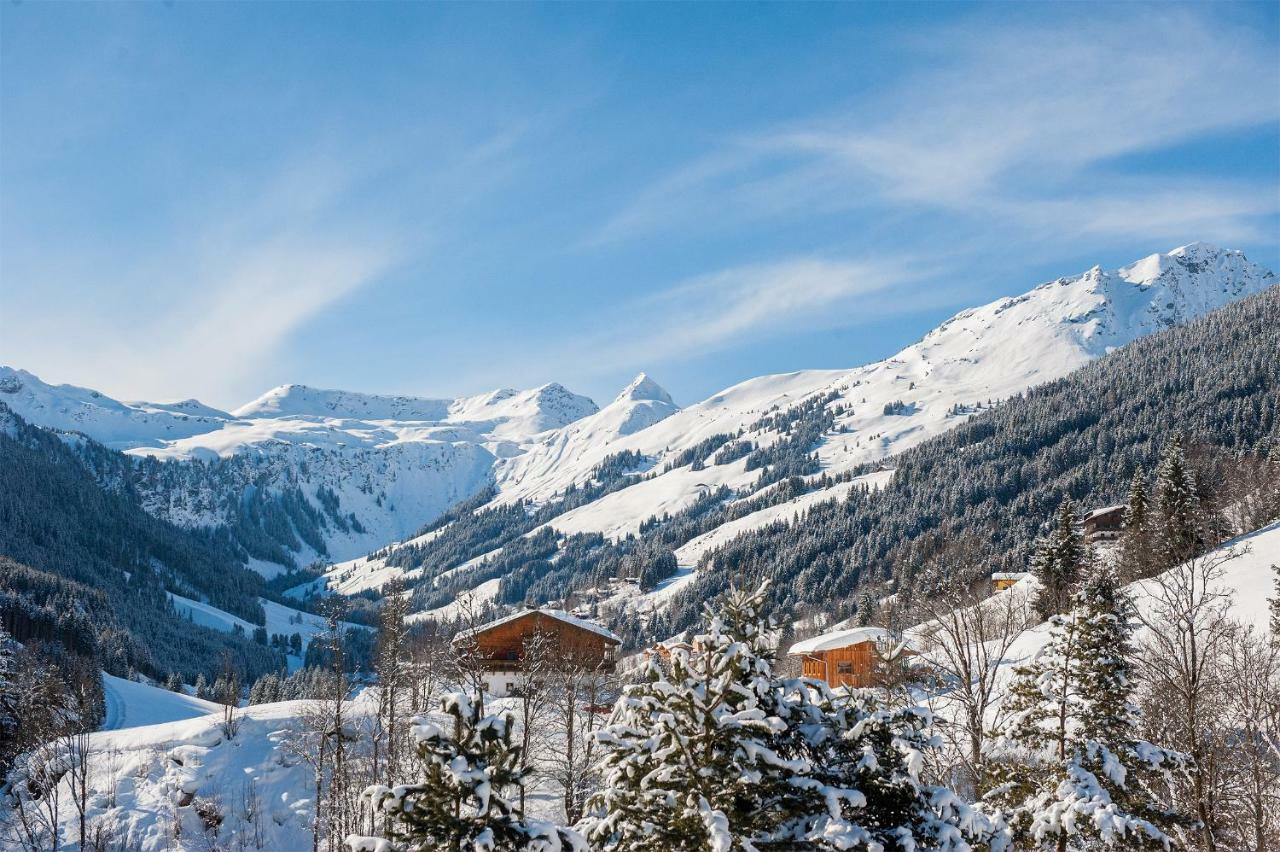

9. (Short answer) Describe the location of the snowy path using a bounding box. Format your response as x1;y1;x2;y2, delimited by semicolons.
100;673;221;731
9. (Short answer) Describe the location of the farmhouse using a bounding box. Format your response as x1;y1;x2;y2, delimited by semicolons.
453;608;621;697
1082;504;1126;544
787;626;910;689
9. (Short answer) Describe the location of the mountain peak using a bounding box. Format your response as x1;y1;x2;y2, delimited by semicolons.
1118;242;1259;288
615;373;674;406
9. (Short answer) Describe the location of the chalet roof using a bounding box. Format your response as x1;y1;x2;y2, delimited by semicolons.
788;626;894;656
991;571;1030;581
453;608;621;645
1082;504;1126;522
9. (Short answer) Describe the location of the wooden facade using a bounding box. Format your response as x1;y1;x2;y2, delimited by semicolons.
789;626;905;689
1083;505;1126;543
455;610;619;674
991;572;1029;592
798;640;883;688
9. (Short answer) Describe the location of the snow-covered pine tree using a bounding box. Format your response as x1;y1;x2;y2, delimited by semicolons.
194;672;209;700
1032;500;1085;619
984;565;1189;849
0;624;18;754
1270;564;1280;639
349;690;583;852
1118;468;1152;582
792;684;1002;850
581;581;810;850
583;581;995;851
1153;435;1201;570
854;591;877;627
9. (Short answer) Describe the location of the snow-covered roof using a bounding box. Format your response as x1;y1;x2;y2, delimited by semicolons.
788;626;894;656
991;571;1030;581
453;608;621;645
1082;504;1125;521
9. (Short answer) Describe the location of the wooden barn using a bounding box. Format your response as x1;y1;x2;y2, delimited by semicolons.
452;609;621;697
787;626;908;689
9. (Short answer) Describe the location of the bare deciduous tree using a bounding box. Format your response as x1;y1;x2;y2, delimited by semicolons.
1220;624;1280;851
914;543;1033;796
1135;545;1242;852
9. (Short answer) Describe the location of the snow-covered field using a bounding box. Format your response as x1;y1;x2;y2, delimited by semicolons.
24;681;571;851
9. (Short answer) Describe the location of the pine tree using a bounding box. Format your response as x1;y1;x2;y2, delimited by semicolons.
985;565;1189;849
350;691;583;852
793;685;1001;850
581;582;807;850
854;591;877;627
1270;564;1280;639
582;582;995;850
1032;500;1085;619
1153;435;1201;570
194;672;209;700
0;625;19;756
165;671;183;692
1118;467;1152;581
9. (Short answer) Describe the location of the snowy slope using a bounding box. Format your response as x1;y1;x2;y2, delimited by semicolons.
911;519;1280;731
36;690;571;852
101;674;222;731
0;367;233;450
168;592;369;671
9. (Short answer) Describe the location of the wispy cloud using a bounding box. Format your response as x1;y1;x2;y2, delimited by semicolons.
457;254;945;391
1;155;405;406
593;9;1280;247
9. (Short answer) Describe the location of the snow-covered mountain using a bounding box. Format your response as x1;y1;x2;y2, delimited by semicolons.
3;243;1272;579
0;368;606;569
0;367;235;449
490;242;1274;539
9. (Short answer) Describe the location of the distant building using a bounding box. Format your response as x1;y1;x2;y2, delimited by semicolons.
645;635;695;666
452;609;620;698
991;571;1030;592
787;626;911;689
1082;505;1126;544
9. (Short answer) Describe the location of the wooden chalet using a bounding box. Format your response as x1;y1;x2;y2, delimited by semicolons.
453;609;621;697
787;626;910;689
1082;505;1126;544
991;571;1030;592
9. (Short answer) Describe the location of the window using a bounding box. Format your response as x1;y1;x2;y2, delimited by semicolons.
836;662;853;674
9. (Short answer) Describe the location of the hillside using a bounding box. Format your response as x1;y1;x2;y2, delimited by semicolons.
0;407;284;681
21;519;1280;852
685;282;1280;630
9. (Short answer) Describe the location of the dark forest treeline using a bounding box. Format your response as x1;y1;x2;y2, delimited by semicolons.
0;408;284;682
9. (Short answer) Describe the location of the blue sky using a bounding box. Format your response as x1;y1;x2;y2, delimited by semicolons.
2;2;1277;411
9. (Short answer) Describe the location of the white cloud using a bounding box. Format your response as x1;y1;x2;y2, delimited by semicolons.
594;9;1279;246
0;152;405;407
